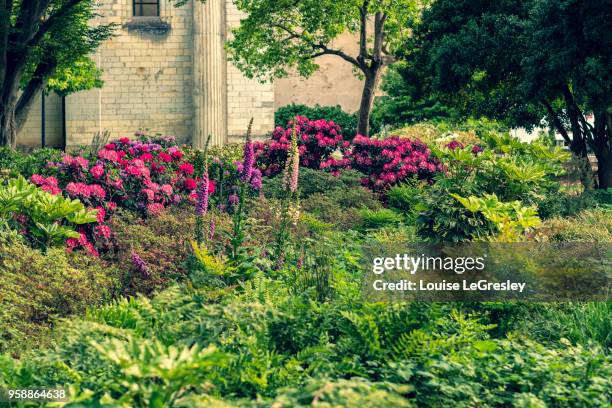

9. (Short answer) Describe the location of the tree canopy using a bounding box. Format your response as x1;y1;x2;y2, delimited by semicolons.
226;0;423;136
0;0;113;146
399;0;611;187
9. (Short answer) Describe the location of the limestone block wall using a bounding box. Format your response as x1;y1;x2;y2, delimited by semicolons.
17;92;63;148
226;1;275;142
274;32;366;114
65;0;195;147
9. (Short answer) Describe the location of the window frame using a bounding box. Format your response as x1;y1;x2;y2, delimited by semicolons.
133;0;160;17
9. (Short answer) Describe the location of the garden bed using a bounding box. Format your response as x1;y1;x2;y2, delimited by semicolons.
0;120;610;406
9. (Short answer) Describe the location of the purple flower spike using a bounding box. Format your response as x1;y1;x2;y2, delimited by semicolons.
131;251;150;278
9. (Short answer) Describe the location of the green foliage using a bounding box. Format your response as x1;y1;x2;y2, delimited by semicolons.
538;188;612;219
226;0;420;80
301;187;381;231
17;1;115;96
358;208;403;230
46;56;103;96
0;126;610;406
518;302;611;349
406;134;570;242
414;181;497;243
0;240;121;353
533;208;612;242
0;147;64;178
110;207;196;295
206;143;244;164
372;61;461;130
451;193;541;241
0;177;97;248
403;0;612;187
263;167;364;200
275;104;359;137
1;274;610;406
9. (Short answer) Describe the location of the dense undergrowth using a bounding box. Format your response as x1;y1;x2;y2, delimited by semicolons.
0;121;610;407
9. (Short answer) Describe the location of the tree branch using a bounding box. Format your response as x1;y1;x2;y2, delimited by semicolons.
358;0;369;63
27;0;85;49
314;43;362;69
272;21;362;70
372;12;386;61
543;101;571;145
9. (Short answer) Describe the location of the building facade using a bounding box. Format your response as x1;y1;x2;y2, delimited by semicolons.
17;0;365;149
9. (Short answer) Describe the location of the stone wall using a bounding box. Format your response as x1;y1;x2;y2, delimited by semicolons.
65;0;195;147
274;32;366;114
225;1;275;142
17;92;63;148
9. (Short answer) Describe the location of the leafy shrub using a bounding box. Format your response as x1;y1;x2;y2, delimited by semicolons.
537;187;612;219
0;177;98;249
358;208;403;230
451;193;541;241
386;180;430;222
263;167;364;200
415;182;497;242
254;116;351;177
410;134;571;242
0;147;64;178
350;135;440;190
109;207;197;295
275;104;359;138
301;186;381;231
0;240;121;353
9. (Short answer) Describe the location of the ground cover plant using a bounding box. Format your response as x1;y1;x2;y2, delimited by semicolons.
0;120;610;407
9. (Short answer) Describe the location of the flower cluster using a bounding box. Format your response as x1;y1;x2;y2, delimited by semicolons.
445;139;484;155
30;175;61;195
207;156;262;212
350;135;441;190
253;116;350;176
37;134;215;255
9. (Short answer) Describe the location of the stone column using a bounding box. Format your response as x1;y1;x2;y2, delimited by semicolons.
193;0;227;147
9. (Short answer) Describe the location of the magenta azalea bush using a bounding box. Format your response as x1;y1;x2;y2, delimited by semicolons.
254;116;351;177
253;116;441;191
350;135;441;190
32;137;216;255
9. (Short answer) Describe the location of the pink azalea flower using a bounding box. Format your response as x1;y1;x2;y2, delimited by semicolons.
178;162;194;175
95;206;106;223
161;184;173;196
147;203;165;216
90;164;105;179
142;188;155;202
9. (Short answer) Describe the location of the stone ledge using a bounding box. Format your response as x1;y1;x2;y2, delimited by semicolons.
122;17;171;35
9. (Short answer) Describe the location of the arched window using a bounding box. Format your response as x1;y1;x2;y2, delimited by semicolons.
133;0;159;17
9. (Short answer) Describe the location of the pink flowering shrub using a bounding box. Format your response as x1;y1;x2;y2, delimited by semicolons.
349;135;441;191
254;116;350;177
35;135;216;255
252;117;441;190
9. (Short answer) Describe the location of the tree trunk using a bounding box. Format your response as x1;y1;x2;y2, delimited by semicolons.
0;97;17;147
357;68;381;137
596;150;611;189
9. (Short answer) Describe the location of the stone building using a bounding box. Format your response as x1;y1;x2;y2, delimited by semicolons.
17;0;364;149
